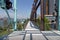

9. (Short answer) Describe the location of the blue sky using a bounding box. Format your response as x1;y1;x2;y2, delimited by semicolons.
0;0;40;19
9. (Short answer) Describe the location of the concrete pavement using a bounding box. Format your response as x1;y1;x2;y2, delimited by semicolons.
7;21;60;40
25;21;39;31
8;31;26;40
25;21;46;40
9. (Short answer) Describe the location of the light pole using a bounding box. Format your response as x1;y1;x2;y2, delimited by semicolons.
14;0;17;30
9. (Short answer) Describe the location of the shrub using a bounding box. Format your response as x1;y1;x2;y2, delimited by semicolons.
17;23;23;30
44;17;50;30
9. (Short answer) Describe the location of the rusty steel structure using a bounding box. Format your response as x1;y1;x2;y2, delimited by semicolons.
30;0;45;30
30;0;41;21
40;0;49;30
40;0;44;30
30;0;51;30
46;0;49;15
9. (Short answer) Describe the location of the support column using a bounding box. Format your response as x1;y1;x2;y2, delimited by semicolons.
14;0;17;30
46;0;49;15
58;0;60;30
40;0;44;31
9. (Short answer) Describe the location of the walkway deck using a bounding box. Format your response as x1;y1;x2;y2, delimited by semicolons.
7;21;60;40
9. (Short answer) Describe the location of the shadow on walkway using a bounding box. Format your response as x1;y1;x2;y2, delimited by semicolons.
30;21;39;29
42;32;60;36
30;33;32;40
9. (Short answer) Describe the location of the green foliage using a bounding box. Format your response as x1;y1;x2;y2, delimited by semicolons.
24;19;29;23
0;31;8;37
3;19;8;26
36;19;40;27
3;27;7;31
37;16;41;26
0;27;7;32
0;27;3;32
0;27;3;30
9;22;13;29
44;17;50;30
0;30;13;37
17;23;23;30
34;16;41;27
23;19;29;29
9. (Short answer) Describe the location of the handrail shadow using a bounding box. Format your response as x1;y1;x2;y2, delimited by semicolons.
30;33;32;40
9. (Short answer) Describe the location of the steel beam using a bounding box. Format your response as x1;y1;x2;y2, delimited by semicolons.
30;0;41;21
40;0;44;31
36;0;41;10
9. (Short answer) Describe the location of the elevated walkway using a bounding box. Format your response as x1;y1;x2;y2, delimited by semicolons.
25;21;39;31
5;21;60;40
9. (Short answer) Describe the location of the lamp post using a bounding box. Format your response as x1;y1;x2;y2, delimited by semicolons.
14;0;17;30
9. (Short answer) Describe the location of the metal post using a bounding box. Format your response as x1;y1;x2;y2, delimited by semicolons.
5;8;11;33
5;9;11;24
14;0;17;30
58;0;60;30
4;1;11;32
